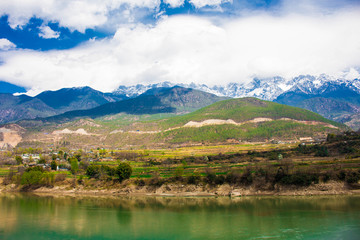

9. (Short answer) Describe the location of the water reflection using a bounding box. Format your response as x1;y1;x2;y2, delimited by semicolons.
1;194;360;239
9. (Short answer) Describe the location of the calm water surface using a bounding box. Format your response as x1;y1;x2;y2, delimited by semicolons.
0;194;360;239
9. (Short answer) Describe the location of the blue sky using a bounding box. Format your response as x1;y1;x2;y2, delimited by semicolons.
0;0;360;95
0;0;280;51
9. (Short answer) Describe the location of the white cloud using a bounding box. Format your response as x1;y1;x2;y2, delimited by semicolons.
189;0;232;8
0;10;360;95
0;0;236;32
0;39;16;50
0;0;161;32
38;25;60;39
164;0;185;8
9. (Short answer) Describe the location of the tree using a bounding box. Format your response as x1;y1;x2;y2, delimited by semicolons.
38;156;46;164
15;156;23;165
50;160;57;171
116;162;132;182
315;146;329;157
70;158;79;174
21;171;43;186
174;166;184;181
58;150;64;158
74;153;81;162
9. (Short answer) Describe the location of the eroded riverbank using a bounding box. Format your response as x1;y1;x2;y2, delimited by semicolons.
1;179;360;197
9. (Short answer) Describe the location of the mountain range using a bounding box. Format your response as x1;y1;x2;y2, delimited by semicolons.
2;74;360;129
113;75;360;101
113;75;360;129
39;86;227;123
0;79;349;149
0;87;127;124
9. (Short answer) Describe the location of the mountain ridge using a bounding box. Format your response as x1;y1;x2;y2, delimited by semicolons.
38;86;228;123
112;75;360;101
0;86;127;124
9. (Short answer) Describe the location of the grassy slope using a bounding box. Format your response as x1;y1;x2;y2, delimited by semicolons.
161;97;344;128
160;121;337;143
157;98;346;143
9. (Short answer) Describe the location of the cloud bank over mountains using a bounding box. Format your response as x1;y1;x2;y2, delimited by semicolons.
0;1;359;95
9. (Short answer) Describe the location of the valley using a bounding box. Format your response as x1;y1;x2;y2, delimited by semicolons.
0;82;358;197
1;131;360;196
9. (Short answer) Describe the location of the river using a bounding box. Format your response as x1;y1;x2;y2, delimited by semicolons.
1;194;360;239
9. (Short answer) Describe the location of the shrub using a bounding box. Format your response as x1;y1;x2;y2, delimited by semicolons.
101;165;116;177
174;167;184;181
21;171;43;186
38;157;46;164
135;178;146;186
337;170;346;181
215;175;225;185
79;161;89;170
116;162;132;182
267;152;279;160
3;169;16;185
277;171;318;186
187;174;201;185
78;175;84;184
42;172;55;186
15;156;23;165
321;172;331;183
55;173;67;182
326;133;337;142
86;165;101;178
25;166;44;172
148;159;161;166
70;158;79;174
225;171;241;185
148;176;164;187
50;160;57;170
314;146;329;157
204;170;216;185
240;168;253;185
345;171;360;184
296;144;314;154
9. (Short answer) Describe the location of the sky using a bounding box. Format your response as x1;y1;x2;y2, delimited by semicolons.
0;0;360;95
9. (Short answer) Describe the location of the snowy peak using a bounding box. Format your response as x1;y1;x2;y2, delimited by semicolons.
113;75;360;101
114;82;174;98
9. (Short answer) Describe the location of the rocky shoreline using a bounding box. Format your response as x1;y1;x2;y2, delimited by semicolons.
1;179;359;197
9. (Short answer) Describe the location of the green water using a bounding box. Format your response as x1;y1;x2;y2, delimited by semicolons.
1;194;360;239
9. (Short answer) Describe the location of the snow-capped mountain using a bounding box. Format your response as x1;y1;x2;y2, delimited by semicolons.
114;82;175;98
113;75;360;101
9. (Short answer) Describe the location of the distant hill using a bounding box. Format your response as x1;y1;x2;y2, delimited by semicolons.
35;86;125;113
41;86;228;123
274;83;360;129
0;93;56;123
0;87;127;124
158;98;346;144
